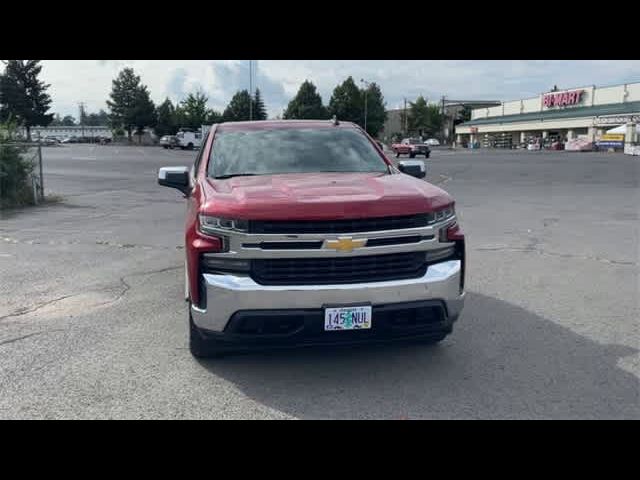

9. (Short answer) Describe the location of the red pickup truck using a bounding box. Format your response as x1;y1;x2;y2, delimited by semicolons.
392;138;431;158
158;119;465;358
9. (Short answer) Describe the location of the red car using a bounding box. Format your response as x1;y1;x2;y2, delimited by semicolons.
158;120;465;358
391;138;431;158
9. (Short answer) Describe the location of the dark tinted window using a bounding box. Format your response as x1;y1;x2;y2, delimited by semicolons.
208;127;389;178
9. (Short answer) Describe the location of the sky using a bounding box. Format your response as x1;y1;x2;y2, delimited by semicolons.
40;60;640;120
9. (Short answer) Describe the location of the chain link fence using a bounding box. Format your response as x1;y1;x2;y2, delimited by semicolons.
0;142;44;208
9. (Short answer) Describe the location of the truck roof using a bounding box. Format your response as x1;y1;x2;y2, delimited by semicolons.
217;119;359;132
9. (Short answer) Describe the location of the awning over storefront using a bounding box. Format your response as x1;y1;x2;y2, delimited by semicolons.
459;101;640;127
606;124;639;134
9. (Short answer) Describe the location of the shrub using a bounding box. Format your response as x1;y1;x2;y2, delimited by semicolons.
0;121;35;208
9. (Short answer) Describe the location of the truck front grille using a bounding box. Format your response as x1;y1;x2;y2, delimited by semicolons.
251;252;427;285
249;214;434;234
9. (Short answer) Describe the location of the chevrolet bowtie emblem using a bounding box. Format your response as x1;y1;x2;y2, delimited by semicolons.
325;237;367;252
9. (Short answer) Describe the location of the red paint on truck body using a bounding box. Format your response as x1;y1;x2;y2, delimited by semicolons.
185;120;455;305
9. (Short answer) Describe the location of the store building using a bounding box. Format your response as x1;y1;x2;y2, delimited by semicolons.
455;81;640;148
25;125;112;140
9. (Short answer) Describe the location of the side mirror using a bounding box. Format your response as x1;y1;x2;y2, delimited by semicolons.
158;166;190;195
398;160;426;179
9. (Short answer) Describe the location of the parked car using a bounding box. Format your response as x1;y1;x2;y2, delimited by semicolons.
391;138;431;158
158;119;465;358
160;135;179;149
38;137;59;146
425;138;440;146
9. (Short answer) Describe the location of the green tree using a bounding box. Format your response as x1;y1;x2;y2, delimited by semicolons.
407;96;443;137
328;76;362;124
132;88;156;141
0;60;54;140
362;82;387;137
252;89;267;120
178;91;209;129
154;98;177;137
205;109;222;125
222;90;252;122
283;80;328;120
50;113;63;126
454;105;472;126
82;109;110;126
106;67;156;141
61;115;76;126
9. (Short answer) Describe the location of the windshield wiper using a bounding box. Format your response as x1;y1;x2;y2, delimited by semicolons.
213;173;261;179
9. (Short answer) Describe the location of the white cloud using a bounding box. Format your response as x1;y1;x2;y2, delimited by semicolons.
39;60;640;119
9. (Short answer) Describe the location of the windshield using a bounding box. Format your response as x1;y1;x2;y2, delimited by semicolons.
208;127;389;178
408;138;422;144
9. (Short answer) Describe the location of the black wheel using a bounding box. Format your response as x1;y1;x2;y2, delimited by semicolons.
409;152;416;158
163;145;168;149
395;152;400;158
187;143;194;150
189;307;226;358
425;152;430;158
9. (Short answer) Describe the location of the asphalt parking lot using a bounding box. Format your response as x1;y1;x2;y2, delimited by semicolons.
0;144;638;419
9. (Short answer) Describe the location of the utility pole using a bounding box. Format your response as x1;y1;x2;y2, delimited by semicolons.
79;102;86;139
441;95;446;143
249;60;253;121
403;97;407;136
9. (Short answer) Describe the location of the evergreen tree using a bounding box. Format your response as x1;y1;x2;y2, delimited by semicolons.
362;82;387;137
252;89;268;120
222;90;252;122
283;80;328;120
106;67;156;141
0;60;54;140
154;98;177;137
328;76;363;124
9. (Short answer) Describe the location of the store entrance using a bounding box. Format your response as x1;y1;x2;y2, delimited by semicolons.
543;130;566;150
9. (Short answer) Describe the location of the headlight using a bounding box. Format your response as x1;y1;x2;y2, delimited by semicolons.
433;205;455;223
199;215;249;234
201;254;250;273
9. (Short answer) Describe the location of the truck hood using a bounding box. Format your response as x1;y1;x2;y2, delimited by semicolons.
200;172;453;220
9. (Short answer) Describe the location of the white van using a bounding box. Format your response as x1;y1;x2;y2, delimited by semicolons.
176;130;202;150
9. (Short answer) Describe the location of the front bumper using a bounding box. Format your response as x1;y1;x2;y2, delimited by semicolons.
191;259;465;336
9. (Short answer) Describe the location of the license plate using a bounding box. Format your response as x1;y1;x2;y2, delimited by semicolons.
324;305;372;331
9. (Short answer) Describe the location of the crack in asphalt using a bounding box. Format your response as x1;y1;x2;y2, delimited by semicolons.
0;265;182;322
475;246;637;266
0;295;75;322
0;332;44;347
0;329;64;348
2;236;183;250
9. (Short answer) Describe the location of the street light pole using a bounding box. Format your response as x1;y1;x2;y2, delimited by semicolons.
249;60;253;121
360;79;370;134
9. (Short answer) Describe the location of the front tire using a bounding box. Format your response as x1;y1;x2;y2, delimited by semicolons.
395;152;400;158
